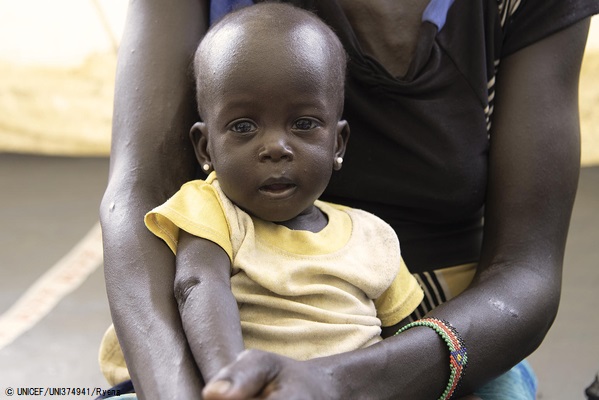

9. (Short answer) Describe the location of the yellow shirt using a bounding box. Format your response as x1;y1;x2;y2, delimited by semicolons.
98;173;423;386
145;173;423;359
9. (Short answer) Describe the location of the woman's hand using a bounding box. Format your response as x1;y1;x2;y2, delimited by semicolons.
202;350;339;400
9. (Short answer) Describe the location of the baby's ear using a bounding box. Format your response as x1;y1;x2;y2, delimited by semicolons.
190;122;211;171
333;120;350;171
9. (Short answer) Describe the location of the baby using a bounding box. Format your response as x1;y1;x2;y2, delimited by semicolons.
99;2;423;393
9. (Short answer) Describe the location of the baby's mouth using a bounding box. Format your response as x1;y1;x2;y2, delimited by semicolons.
259;178;297;197
259;183;297;194
260;183;296;192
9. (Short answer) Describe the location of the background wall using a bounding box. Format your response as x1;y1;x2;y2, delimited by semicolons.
0;0;124;156
0;3;598;163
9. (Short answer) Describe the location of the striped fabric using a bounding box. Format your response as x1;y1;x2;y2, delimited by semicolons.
485;0;522;132
410;263;477;320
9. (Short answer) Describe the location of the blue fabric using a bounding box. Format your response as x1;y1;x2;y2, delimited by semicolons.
210;0;254;25
422;0;455;31
474;360;538;400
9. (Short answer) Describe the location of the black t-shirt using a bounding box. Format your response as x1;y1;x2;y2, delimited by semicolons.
284;0;598;271
223;0;599;271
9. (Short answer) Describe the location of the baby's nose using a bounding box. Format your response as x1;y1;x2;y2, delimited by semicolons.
258;133;293;161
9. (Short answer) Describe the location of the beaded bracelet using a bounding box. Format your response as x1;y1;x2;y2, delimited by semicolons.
394;318;468;400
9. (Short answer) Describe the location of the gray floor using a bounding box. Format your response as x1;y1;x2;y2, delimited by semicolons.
0;154;597;399
0;154;111;394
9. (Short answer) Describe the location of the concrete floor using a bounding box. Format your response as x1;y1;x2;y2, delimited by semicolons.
0;154;597;399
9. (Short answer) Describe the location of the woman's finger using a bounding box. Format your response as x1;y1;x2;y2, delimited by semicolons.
203;350;280;400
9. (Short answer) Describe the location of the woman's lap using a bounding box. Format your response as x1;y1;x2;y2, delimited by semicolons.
474;360;537;400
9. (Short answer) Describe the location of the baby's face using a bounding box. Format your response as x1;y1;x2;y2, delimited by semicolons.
196;24;347;223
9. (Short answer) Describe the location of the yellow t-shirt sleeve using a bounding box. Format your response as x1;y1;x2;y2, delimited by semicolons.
143;177;233;259
374;258;424;327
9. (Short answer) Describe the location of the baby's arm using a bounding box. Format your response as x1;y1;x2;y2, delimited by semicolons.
174;230;245;381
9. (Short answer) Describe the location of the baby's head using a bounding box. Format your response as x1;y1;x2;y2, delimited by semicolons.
191;2;349;223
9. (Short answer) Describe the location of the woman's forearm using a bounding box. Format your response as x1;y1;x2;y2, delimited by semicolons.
306;266;554;399
101;184;204;399
101;0;209;397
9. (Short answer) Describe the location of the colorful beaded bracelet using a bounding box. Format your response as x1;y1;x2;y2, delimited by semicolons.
394;317;468;400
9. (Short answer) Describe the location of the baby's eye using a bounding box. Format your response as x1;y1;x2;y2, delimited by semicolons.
292;118;319;131
231;121;257;133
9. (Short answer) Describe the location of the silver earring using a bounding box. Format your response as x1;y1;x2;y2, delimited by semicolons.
202;163;211;171
336;157;343;165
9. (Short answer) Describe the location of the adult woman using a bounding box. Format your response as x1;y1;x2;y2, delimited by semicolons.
99;0;598;398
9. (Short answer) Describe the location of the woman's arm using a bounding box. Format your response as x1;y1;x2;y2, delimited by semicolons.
99;0;208;398
455;15;589;391
175;231;245;381
202;18;590;400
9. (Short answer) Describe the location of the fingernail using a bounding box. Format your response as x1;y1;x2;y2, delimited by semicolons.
207;380;231;394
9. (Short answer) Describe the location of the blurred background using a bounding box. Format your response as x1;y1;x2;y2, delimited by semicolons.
0;0;123;156
0;1;597;399
2;1;598;161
